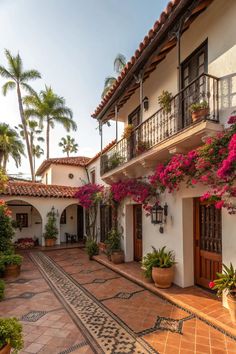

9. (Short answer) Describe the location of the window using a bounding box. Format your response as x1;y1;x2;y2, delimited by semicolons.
90;170;96;184
100;205;112;242
60;210;67;224
16;213;28;228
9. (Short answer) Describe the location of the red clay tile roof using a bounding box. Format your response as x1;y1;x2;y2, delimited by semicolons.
36;156;90;176
1;181;78;198
92;0;209;119
87;140;116;165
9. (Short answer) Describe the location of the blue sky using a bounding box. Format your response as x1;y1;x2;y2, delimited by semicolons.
0;0;166;176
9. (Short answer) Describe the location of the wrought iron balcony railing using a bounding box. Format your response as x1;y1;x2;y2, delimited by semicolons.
101;73;219;175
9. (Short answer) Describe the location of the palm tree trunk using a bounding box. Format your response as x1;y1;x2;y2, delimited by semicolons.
46;119;50;159
3;154;7;170
0;150;4;168
16;83;35;181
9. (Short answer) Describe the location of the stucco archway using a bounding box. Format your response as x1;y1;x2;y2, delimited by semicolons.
7;199;43;245
59;203;84;243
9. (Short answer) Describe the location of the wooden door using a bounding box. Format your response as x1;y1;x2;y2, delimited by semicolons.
100;205;112;242
77;205;84;240
133;205;143;261
194;199;222;288
181;41;208;126
128;106;140;159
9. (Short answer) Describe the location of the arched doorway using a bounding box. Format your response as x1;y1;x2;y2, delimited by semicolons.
7;200;43;245
60;204;84;244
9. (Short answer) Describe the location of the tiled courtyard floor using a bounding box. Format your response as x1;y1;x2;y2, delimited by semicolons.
1;248;236;353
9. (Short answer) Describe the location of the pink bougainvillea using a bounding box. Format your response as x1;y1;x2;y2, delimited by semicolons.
74;183;104;209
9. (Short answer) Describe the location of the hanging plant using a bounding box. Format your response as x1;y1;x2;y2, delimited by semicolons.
122;124;134;139
158;90;173;114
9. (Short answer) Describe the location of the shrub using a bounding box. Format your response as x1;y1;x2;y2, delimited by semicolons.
44;207;58;240
141;246;175;277
0;200;15;253
85;239;99;259
105;228;122;255
0;280;5;300
0;317;23;353
0;254;23;268
209;263;236;298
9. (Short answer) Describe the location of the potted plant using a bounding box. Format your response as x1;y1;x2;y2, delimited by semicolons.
85;238;99;260
209;263;236;323
0;317;23;354
0;254;23;278
43;207;58;247
141;251;157;282
108;152;124;170
189;100;209;122
0;280;5;301
122;124;134;139
136;140;150;155
147;246;175;288
105;228;124;264
158;90;173;114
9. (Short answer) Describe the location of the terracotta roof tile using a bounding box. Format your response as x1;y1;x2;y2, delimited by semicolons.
36;156;90;176
2;181;78;199
91;0;183;119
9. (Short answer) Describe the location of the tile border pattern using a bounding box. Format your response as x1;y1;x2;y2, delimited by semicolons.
58;340;88;354
31;252;157;354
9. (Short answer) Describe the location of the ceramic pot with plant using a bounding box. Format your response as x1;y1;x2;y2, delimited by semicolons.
105;228;124;264
189;100;209;122
108;152;124;170
147;246;175;288
158;90;173;115
86;238;99;260
43;207;58;247
209;263;236;323
0;317;23;354
141;251;156;283
136;140;150;155
0;254;23;278
122;124;134;139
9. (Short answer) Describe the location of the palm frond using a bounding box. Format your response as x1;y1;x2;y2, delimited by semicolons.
2;81;16;96
20;69;41;82
114;53;126;74
21;83;37;95
0;65;14;80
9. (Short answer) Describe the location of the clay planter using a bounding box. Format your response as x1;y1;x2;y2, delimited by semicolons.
152;266;174;288
191;108;209;122
0;344;11;354
45;238;56;247
111;250;124;264
4;264;21;278
227;293;236;323
98;242;107;253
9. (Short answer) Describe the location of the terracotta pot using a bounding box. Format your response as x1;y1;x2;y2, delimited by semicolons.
0;344;11;354
98;242;107;253
111;250;124;264
4;264;21;278
152;266;174;288
192;108;209;122
227;293;236;323
45;239;56;247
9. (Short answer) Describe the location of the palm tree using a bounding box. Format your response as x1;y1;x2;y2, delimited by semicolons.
0;123;25;170
24;86;77;159
32;144;44;173
59;135;78;157
102;53;126;98
0;49;41;181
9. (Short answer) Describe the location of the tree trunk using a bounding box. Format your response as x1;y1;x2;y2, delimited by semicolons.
30;132;35;176
46;119;50;159
16;84;35;181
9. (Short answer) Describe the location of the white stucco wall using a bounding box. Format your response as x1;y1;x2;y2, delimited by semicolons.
60;204;78;242
42;164;88;187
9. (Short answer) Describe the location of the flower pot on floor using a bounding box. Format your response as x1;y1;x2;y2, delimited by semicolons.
4;264;21;278
0;344;11;354
152;266;174;288
111;250;124;264
227;293;236;323
192;108;209;122
45;239;56;247
98;242;107;253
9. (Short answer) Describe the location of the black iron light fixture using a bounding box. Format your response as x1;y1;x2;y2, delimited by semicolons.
151;202;168;233
143;96;149;111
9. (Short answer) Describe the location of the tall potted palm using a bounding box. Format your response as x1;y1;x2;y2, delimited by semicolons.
43;207;58;247
0;49;41;181
24;86;77;159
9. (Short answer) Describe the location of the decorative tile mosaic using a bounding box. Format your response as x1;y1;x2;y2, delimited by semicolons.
18;292;36;299
31;252;157;354
21;310;47;322
58;340;88;354
114;291;144;300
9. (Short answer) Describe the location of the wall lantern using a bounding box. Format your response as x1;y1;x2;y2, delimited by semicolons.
151;202;168;233
143;96;149;111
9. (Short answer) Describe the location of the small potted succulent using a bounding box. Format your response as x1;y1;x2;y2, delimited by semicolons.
0;317;23;354
105;228;124;264
43;207;58;247
85;238;99;260
122;124;134;139
0;254;23;278
145;246;175;288
209;263;236;323
158;90;173;114
189;100;209;122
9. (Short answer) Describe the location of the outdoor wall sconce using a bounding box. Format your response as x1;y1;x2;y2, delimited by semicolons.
143;96;149;111
151;202;168;233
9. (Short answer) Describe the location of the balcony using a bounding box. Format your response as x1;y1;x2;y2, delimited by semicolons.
101;73;221;177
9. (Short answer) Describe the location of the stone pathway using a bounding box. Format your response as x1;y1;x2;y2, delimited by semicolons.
2;248;236;353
